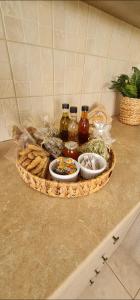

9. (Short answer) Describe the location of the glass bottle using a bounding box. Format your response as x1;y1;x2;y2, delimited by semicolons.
78;105;89;144
63;141;79;160
68;106;78;142
60;103;70;141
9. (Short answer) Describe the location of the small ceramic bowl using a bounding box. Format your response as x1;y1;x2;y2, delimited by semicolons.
49;158;80;182
78;153;107;179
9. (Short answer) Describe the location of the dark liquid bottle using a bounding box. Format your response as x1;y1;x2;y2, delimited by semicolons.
78;105;89;144
60;103;70;141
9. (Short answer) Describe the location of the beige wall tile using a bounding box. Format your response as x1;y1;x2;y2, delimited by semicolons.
1;1;22;18
12;61;28;81
8;42;53;97
37;1;53;47
80;93;101;110
53;1;88;52
8;41;29;83
0;98;19;141
54;49;65;94
0;61;11;80
101;92;120;116
0;12;4;39
17;96;54;126
15;81;30;98
54;50;84;95
129;27;140;62
39;25;52;48
103;59;132;92
64;52;84;94
0;80;15;98
38;1;52;27
4;15;24;42
0;40;15;97
40;47;53;83
83;55;107;93
1;1;53;47
8;41;27;63
86;7;113;57
54;94;81;121
22;19;39;45
108;19;132;61
26;45;41;81
20;1;37;21
0;39;10;62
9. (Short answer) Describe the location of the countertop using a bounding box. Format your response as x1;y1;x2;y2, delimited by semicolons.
0;118;140;299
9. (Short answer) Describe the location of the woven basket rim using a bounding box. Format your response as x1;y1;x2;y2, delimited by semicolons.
16;149;116;187
121;96;140;102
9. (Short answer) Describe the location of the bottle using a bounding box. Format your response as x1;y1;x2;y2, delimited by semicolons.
63;141;79;160
68;106;78;142
60;103;70;141
78;105;89;144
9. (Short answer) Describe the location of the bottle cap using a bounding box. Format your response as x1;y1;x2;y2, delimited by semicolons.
65;141;78;150
81;105;89;112
62;103;69;109
70;106;77;113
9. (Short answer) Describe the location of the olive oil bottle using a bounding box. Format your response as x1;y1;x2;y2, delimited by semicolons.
60;103;70;141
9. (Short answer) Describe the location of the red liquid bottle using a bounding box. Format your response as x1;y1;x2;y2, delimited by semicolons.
78;106;89;144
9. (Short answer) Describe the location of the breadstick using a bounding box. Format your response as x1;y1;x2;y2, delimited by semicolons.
22;158;31;168
18;154;28;164
26;156;41;171
31;158;47;175
19;148;31;156
36;170;42;177
28;144;42;151
32;150;49;157
28;152;35;160
41;157;49;178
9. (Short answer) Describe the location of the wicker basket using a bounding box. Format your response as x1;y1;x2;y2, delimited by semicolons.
16;149;116;198
120;96;140;125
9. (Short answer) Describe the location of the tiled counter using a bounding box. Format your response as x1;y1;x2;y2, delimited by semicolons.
0;118;140;299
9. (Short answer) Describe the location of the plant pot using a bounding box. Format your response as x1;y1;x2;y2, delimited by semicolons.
119;96;140;125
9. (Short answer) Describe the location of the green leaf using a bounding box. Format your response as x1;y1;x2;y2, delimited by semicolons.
131;67;140;97
109;67;140;98
122;83;137;98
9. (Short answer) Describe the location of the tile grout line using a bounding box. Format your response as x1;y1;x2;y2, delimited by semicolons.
52;0;55;120
80;0;89;104
0;5;21;125
134;288;140;299
0;91;114;101
100;12;115;104
0;36;135;64
106;261;134;299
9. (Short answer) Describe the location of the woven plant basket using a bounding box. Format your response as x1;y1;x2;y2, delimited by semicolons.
16;149;116;198
120;96;140;125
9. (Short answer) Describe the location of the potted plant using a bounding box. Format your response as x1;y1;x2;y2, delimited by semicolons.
110;67;140;125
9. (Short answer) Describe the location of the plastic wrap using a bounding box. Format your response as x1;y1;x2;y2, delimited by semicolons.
93;122;116;146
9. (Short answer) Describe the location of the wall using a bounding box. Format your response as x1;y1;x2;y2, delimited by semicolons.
0;0;140;141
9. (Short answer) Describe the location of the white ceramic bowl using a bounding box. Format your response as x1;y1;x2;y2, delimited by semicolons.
78;153;107;180
49;158;80;182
